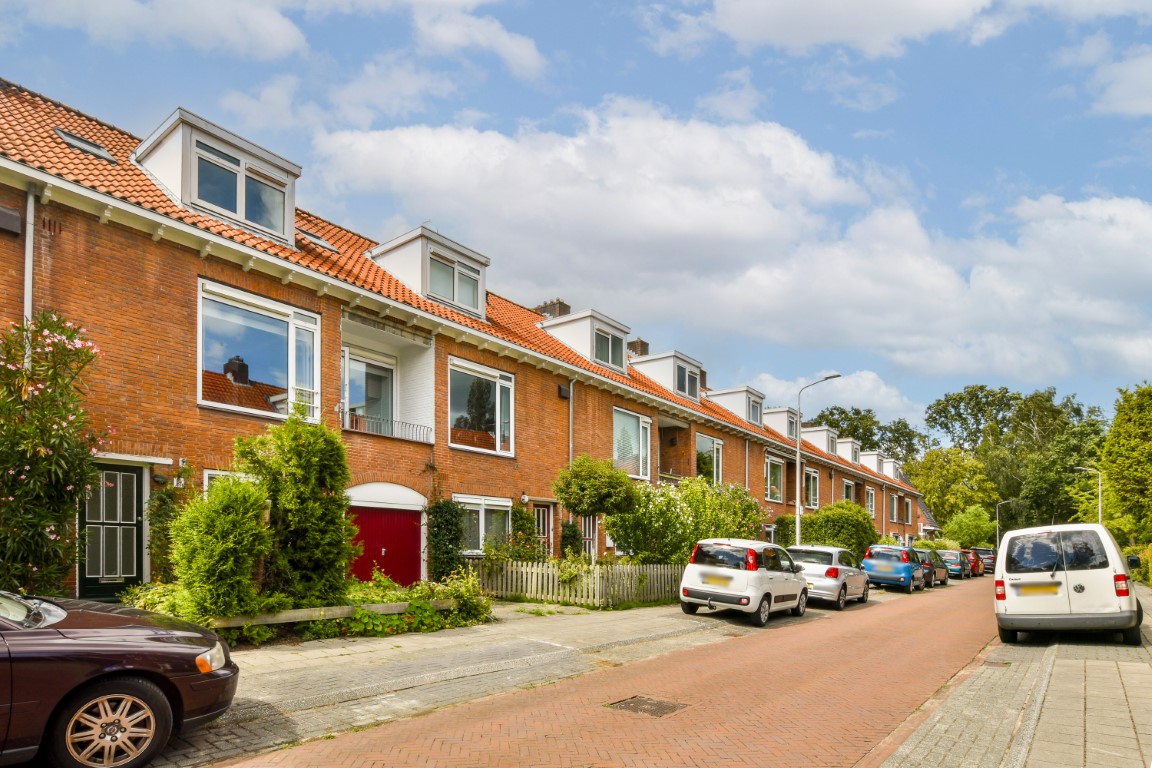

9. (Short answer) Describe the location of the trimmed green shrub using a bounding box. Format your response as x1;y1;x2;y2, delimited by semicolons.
560;519;583;556
427;498;466;582
553;454;639;519
773;501;879;561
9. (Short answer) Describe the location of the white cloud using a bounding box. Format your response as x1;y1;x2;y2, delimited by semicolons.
695;68;764;122
1089;46;1152;116
639;3;718;58
221;76;326;134
410;6;547;81
330;53;459;126
804;57;900;112
753;370;926;425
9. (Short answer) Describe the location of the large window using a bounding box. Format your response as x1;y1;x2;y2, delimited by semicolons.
696;434;723;483
199;281;319;420
866;487;876;517
429;255;481;312
594;329;625;368
613;408;650;479
456;495;511;553
194;139;287;234
676;364;700;399
765;456;784;502
449;359;513;455
804;468;820;508
342;350;395;436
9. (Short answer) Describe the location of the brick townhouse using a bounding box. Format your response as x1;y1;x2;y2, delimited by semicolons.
0;78;931;600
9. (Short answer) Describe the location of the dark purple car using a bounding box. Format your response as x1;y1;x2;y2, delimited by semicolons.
0;590;239;768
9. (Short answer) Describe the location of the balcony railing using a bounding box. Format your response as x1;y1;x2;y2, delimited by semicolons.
337;405;432;444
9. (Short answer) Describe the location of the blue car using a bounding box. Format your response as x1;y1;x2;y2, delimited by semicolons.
862;545;925;593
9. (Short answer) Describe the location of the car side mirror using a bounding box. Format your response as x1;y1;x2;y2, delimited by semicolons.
1128;554;1142;570
793;563;803;574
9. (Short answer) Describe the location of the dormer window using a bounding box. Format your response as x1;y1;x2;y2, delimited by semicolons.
594;328;625;368
748;398;762;425
828;436;837;453
852;446;860;463
676;363;699;399
429;254;481;312
193;139;287;234
787;414;798;440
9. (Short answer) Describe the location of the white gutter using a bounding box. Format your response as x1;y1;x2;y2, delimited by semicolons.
23;185;33;322
568;377;576;466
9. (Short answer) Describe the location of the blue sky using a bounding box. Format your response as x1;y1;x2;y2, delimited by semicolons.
3;0;1152;431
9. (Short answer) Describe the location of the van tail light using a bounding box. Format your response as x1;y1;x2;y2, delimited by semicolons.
746;548;757;571
995;580;1006;600
900;550;909;563
689;544;700;564
1114;574;1131;597
825;567;840;579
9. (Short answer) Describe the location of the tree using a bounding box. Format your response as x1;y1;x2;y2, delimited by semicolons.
1101;385;1152;544
235;413;360;607
903;448;999;528
811;407;931;464
925;385;1020;451
942;505;996;548
771;501;879;561
0;312;104;594
553;455;639;519
879;418;933;465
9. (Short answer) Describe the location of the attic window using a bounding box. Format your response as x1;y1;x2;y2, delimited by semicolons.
54;128;116;164
194;138;287;235
748;398;762;425
594;329;625;369
429;254;481;313
297;228;336;252
675;363;699;400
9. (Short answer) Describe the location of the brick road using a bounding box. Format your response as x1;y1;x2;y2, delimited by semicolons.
218;579;996;767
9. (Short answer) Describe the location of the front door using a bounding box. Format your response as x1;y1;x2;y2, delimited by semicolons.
350;507;422;585
79;465;143;601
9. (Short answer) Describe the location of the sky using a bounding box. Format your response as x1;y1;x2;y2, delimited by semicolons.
2;0;1152;432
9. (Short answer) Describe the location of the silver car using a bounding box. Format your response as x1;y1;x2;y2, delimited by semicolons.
787;545;869;610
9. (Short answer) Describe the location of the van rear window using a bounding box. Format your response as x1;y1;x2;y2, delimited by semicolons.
1005;530;1109;574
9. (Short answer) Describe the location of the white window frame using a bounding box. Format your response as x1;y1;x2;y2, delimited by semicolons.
454;494;512;554
905;498;913;525
581;514;598;561
612;407;651;480
787;414;797;440
696;433;723;483
428;252;482;314
866;487;876;517
197;280;320;422
594;327;625;369
852;446;860;463
447;357;515;457
890;494;900;523
340;347;397;435
804;468;820;509
748;397;762;425
842;480;854;502
192;136;289;236
765;456;784;503
676;363;700;400
828;436;837;453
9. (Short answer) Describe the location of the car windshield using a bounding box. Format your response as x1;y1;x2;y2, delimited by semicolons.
790;549;832;565
691;543;748;570
1006;530;1109;574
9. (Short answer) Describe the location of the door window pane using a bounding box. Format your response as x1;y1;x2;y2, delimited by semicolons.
347;358;394;435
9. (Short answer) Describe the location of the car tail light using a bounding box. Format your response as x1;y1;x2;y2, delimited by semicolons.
825;567;840;579
746;548;757;571
995;580;1006;600
864;549;872;559
900;550;909;563
1114;574;1131;597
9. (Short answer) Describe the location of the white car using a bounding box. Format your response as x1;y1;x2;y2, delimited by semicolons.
994;523;1144;645
679;538;808;626
788;545;870;609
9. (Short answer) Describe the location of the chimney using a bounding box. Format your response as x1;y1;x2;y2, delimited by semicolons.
224;356;249;385
533;299;570;319
627;338;649;357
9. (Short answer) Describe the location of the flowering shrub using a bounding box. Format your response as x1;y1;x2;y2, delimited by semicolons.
0;312;105;594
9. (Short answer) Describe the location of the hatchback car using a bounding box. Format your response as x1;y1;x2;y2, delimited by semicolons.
787;545;869;609
971;546;997;572
941;550;972;579
0;590;240;768
963;549;986;576
680;539;808;626
914;548;949;588
862;545;925;593
994;523;1144;645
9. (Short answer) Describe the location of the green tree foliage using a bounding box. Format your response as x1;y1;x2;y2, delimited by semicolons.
904;448;999;528
0;312;103;594
925;385;1020;452
560;519;582;556
812;407;931;464
553;454;639;519
235;413;359;607
604;477;763;564
145;462;196;584
941;505;996;548
1101;385;1152;543
483;502;545;565
771;501;879;560
880;418;934;465
426;498;467;582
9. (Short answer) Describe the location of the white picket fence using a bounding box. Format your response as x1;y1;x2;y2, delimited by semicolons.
472;561;686;608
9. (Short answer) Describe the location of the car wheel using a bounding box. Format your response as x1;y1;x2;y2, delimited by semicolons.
1121;624;1142;646
834;585;847;611
858;581;870;604
925;573;934;589
904;580;915;594
749;595;771;627
941;573;949;586
680;601;699;615
791;589;808;617
998;626;1018;644
47;677;173;768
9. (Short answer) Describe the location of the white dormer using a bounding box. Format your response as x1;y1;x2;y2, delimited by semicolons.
134;109;301;244
630;351;703;401
538;309;629;372
708;386;765;426
859;450;885;473
882;457;900;478
366;227;489;320
802;425;839;455
836;437;861;465
763;407;799;441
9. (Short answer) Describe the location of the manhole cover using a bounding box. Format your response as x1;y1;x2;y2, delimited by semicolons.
608;696;686;717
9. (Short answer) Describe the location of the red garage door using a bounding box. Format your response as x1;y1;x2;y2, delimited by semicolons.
350;507;422;585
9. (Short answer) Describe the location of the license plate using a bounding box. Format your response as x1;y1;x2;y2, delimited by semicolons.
703;574;732;587
806;582;814;590
876;564;893;573
1019;584;1059;596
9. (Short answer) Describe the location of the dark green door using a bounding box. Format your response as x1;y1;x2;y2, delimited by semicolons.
79;465;144;601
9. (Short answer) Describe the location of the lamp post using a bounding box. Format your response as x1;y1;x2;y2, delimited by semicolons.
1074;466;1102;524
794;373;841;545
994;499;1013;545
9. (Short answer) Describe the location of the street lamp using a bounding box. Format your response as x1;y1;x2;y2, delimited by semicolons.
994;499;1013;545
795;373;841;545
1074;466;1102;524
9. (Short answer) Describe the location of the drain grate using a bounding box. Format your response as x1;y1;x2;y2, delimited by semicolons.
608;696;687;717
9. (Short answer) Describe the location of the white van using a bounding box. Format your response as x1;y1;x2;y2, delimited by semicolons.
994;523;1144;645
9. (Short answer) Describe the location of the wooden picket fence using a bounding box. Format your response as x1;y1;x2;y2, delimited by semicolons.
471;560;686;608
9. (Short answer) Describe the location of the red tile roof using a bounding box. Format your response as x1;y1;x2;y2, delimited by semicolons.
0;78;915;494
